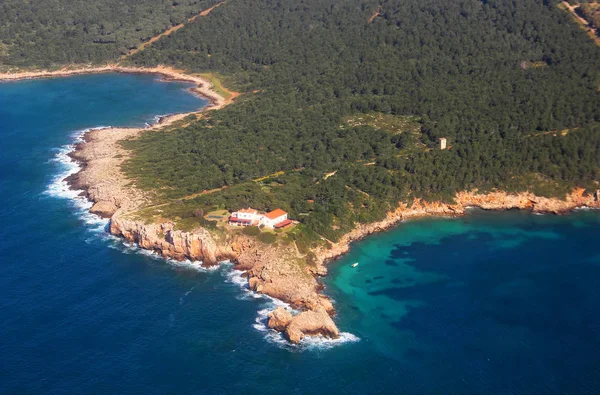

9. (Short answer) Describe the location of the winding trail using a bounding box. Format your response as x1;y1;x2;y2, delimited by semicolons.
367;5;383;24
560;1;600;46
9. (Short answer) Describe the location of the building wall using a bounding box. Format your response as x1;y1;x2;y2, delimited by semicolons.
234;211;260;221
261;214;287;228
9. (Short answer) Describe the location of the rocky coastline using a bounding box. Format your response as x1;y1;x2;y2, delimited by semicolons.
3;67;599;345
313;189;600;267
71;117;600;343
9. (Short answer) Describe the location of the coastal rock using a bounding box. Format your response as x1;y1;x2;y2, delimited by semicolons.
314;188;600;268
49;77;600;345
109;215;227;264
284;307;340;344
246;259;336;315
267;307;292;331
90;200;120;218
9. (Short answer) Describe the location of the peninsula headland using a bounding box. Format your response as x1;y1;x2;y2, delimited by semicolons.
2;60;600;343
2;0;600;344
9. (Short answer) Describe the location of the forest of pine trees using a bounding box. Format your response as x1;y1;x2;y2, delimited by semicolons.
2;0;599;240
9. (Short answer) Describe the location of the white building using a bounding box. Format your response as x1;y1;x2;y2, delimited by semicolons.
439;137;447;150
260;209;288;228
229;208;262;226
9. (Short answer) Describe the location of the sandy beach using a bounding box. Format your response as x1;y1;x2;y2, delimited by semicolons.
0;64;229;110
0;64;231;219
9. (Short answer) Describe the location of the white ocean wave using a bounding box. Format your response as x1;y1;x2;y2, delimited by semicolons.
221;266;359;351
179;286;195;305
167;257;220;273
47;127;358;351
45;127;110;234
222;266;265;300
250;296;360;352
574;206;599;211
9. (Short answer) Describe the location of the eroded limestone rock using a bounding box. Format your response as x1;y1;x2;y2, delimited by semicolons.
267;307;292;331
284;307;340;344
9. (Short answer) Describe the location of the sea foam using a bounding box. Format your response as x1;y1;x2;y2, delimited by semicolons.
45;127;110;234
45;127;219;273
222;264;359;351
47;127;358;350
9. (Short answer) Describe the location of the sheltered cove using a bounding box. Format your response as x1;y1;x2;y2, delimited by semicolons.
2;68;600;344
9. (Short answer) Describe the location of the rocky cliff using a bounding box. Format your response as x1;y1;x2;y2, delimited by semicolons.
314;188;600;268
57;70;599;344
109;212;340;341
107;187;599;344
110;216;229;264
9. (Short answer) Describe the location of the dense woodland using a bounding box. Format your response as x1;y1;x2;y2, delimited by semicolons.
123;0;600;240
3;0;600;242
0;0;218;67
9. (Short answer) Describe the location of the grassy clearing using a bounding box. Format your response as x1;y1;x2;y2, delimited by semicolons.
196;72;236;101
342;113;421;135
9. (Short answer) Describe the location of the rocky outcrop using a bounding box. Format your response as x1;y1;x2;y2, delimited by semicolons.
267;306;339;344
284;307;340;344
66;126;149;218
314;188;600;269
268;306;340;344
267;307;292;331
245;252;335;314
108;212;343;342
110;216;232;264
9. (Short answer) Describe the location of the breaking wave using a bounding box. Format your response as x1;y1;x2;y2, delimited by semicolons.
46;127;358;350
222;264;360;351
45;127;110;234
44;126;217;274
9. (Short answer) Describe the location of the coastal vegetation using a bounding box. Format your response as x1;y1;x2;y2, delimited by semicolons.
0;0;219;67
3;0;600;244
121;0;600;241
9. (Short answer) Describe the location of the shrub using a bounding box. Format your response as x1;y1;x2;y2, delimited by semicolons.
258;232;277;244
242;226;261;236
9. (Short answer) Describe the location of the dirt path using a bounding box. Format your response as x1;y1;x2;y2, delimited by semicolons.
180;186;228;201
122;1;227;60
560;1;600;46
199;1;226;17
367;5;382;24
562;1;589;25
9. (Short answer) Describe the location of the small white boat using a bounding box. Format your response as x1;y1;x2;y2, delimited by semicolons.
351;262;359;268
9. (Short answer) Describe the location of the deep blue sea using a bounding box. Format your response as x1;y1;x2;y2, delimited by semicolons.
1;74;600;394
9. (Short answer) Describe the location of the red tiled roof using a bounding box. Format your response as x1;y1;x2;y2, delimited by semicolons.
229;217;252;223
274;219;293;228
265;209;287;220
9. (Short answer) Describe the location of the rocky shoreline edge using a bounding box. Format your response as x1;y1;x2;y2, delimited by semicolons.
3;67;599;345
66;118;600;345
0;64;227;110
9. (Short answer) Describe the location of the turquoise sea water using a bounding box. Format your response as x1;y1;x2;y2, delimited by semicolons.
1;74;600;394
